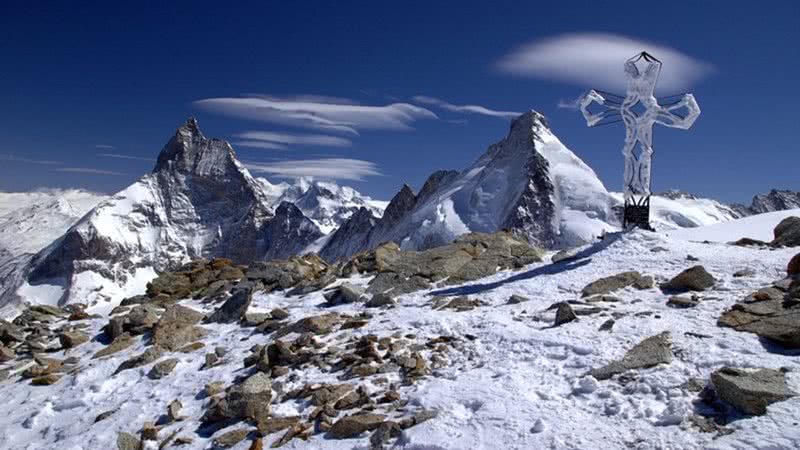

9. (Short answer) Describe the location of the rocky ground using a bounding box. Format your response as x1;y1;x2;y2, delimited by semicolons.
1;222;800;449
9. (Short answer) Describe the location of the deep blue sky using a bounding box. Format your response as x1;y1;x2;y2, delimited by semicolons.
1;1;797;203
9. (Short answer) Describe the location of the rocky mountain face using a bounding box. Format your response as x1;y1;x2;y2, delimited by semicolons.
732;189;800;216
321;111;615;262
16;119;328;309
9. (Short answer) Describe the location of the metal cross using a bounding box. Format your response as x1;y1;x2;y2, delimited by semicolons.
579;51;701;229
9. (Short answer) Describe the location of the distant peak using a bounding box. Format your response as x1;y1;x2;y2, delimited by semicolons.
177;117;203;138
153;117;237;176
510;110;548;131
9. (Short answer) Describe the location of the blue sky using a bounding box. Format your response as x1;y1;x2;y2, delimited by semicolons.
1;1;797;203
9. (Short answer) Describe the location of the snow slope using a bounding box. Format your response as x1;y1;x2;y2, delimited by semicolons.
669;208;800;243
1;228;798;449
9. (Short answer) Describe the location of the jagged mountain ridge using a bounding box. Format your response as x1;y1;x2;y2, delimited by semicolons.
732;189;800;216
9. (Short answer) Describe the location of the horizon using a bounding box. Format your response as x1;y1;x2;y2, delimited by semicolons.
1;1;797;204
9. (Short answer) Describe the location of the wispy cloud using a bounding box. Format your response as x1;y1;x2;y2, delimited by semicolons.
193;95;438;135
0;154;63;165
234;131;352;150
56;167;125;176
95;144;116;150
495;33;713;93
98;153;154;162
556;96;582;111
412;96;521;119
245;158;381;181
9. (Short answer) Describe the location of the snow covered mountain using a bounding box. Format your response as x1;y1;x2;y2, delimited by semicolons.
731;189;800;216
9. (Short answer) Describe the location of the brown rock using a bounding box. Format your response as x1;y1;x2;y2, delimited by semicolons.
213;428;250;448
788;253;800;277
152;305;206;351
328;413;385;439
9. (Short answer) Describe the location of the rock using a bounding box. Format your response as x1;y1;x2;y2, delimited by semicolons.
772;216;800;247
590;332;672;380
243;313;271;327
369;421;401;449
662;266;715;292
311;384;354;406
152;304;206;351
0;320;26;344
117;432;141;450
507;294;529;304
718;286;800;347
205;381;226;397
554;302;577;326
256;416;300;435
667;295;700;308
324;283;367;305
31;373;61;385
270;308;290;320
204;372;272;424
365;293;395;308
633;275;655;290
551;249;578;264
0;345;15;362
206;286;254;323
731;237;769;247
275;313;342;337
58;330;90;349
167;399;183;422
248;437;263;450
711;367;795;415
204;352;220;369
788;253;800;277
148;358;178;379
433;296;483;312
599;319;615;332
94;409;117;423
213;428;250;448
581;271;642;297
115;346;163;374
733;268;756;278
328;413;386;439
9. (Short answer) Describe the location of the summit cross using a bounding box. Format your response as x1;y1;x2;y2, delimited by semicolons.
578;51;701;229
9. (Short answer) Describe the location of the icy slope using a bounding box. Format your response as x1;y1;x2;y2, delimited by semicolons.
1;230;798;449
669;208;800;243
609;191;742;231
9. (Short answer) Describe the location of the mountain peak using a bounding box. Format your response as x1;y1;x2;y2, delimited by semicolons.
510;110;548;134
153;117;238;178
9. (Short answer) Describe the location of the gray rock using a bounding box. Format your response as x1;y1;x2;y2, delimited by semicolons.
212;428;250;448
507;294;530;304
115;346;164;374
58;330;90;349
551;249;578;264
554;303;577;326
152;304;206;351
93;334;135;359
599;319;615;332
204;372;272;424
365;293;396;308
270;308;290;320
325;283;367;305
243;312;270;327
771;216;800;247
0;345;15;362
328;413;386;439
167;399;183;422
711;367;795;415
667;295;700;308
0;320;25;344
148;358;178;379
718;286;800;347
662;266;715;292
733;268;755;278
590;332;672;380
206;286;253;324
117;432;141;450
633;275;655;290
581;271;642;297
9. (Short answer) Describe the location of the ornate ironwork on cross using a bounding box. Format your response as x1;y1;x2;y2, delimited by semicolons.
579;51;701;229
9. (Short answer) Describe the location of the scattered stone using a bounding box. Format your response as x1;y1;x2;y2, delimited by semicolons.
256;416;300;435
204;352;220;369
117;432;141;450
141;421;158;441
633;275;655;290
205;382;226;397
553;302;577;326
369;421;401;449
167;399;184;422
152;304;206;351
733;268;756;278
365;293;395;308
686;254;700;262
270;308;290;320
584;294;622;303
328;413;386;439
590;332;672;380
243;313;271;327
731;237;769;247
204;372;272;424
148;358;178;379
507;294;529;304
178;342;206;353
271;422;312;448
206;286;254;323
275;313;342;337
433;296;483;312
0;320;26;344
30;373;61;385
710;367;795;415
249;437;264;450
662;266;715;292
213;428;250;448
58;330;90;349
581;271;642;297
397;409;437;429
599;319;615;332
667;295;700;308
95;409;117;423
324;282;368;305
718;286;800;347
0;345;15;362
115;346;163;375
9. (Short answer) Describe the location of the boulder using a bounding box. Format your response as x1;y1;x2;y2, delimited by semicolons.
771;216;800;247
275;313;342;337
590;332;672;380
0;345;15;362
324;283;367;305
213;428;250;448
581;271;642;297
93;334;135;359
114;346;163;374
204;372;272;424
554;303;577;326
711;367;795;415
58;330;90;349
667;295;699;308
365;293;395;308
117;432;141;450
206;286;253;324
152;305;206;351
718;286;800;347
0;320;25;344
507;294;529;304
662;266;715;292
788;253;800;277
148;358;178;379
328;413;386;439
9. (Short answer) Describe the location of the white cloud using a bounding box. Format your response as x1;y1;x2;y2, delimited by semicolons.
193;95;438;135
245;158;381;181
95;144;115;149
0;154;63;165
235;131;352;149
56;167;125;176
495;33;713;93
98;153;154;162
412;95;521;119
556;96;582;111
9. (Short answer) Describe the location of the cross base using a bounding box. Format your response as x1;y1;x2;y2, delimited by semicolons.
623;196;654;231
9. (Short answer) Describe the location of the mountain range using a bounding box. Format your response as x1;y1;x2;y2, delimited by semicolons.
0;114;796;313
